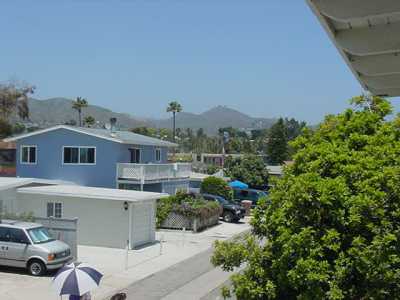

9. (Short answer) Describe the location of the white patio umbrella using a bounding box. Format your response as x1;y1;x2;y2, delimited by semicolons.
52;262;103;298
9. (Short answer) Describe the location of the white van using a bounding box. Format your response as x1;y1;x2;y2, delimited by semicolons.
0;220;72;276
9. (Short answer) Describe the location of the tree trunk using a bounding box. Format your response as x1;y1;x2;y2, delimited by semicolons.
78;110;82;127
173;112;176;143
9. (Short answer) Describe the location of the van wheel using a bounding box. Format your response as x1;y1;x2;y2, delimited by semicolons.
28;260;46;276
223;212;234;223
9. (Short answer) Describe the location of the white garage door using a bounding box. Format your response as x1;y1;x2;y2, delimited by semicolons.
132;202;153;248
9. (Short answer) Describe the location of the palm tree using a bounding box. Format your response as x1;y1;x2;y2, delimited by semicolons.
72;97;88;127
83;115;95;128
166;101;182;143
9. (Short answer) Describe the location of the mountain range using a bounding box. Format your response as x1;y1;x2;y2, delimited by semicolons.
26;98;276;134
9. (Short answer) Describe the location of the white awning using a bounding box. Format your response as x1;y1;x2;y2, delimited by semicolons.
307;0;400;96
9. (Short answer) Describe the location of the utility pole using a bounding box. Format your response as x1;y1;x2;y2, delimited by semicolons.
221;131;229;170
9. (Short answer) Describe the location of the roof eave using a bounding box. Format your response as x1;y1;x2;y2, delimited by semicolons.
306;0;368;92
3;125;123;144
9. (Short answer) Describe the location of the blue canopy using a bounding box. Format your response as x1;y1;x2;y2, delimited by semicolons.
229;180;248;189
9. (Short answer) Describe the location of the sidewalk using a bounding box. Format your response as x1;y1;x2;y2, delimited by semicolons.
0;219;250;300
94;219;251;299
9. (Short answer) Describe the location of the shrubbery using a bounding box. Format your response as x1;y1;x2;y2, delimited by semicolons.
200;176;232;199
156;192;221;227
0;211;35;222
212;96;400;299
224;155;269;189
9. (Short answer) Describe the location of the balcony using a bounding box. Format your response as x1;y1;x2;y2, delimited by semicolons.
117;163;192;183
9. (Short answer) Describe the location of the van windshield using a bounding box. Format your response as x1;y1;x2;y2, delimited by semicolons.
27;227;55;244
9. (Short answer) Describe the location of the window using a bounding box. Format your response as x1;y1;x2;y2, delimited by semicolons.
0;227;10;242
28;227;54;244
47;202;63;218
21;145;37;164
9;228;30;244
63;147;95;164
155;148;161;162
80;147;95;164
129;148;141;163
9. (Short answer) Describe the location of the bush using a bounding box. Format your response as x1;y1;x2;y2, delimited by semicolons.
212;96;400;299
205;164;220;175
0;211;35;222
156;192;221;227
200;176;232;199
224;155;269;189
0;119;12;139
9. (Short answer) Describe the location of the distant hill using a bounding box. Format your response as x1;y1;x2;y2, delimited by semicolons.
151;105;276;134
27;98;148;129
25;98;276;134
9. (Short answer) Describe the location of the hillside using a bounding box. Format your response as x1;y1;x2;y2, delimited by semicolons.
27;98;148;128
152;105;276;134
25;98;276;134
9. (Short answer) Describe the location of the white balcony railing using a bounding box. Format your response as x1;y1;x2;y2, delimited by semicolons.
117;163;192;183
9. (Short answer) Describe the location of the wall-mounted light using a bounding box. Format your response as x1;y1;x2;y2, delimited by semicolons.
124;201;129;211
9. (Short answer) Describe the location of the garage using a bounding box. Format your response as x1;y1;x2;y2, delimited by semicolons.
15;185;167;249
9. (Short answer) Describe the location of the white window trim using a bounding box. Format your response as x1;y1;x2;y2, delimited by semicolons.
62;146;96;165
47;202;63;218
20;145;37;165
130;147;141;163
155;148;162;162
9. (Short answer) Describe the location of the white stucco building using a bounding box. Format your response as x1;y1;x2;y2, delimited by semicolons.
0;177;167;249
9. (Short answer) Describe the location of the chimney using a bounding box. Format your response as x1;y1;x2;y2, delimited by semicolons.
110;117;117;133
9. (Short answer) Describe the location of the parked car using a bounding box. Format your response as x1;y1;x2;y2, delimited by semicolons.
202;193;245;223
232;188;268;207
0;220;72;276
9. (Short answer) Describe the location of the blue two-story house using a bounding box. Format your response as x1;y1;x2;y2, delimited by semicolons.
5;125;191;194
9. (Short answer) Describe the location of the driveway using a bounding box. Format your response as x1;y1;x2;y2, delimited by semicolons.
0;219;250;300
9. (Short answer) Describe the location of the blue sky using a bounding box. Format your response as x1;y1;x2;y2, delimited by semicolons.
1;1;395;124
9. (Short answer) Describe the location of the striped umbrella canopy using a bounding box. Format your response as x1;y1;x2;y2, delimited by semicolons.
52;262;103;296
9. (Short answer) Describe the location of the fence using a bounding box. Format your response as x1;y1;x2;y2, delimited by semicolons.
160;212;219;232
35;217;78;260
117;163;192;182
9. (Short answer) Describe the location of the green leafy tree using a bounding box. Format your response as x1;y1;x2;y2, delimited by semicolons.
0;81;34;122
166;101;182;143
12;122;26;134
201;176;232;200
212;95;400;299
285;117;306;141
224;155;269;189
266;118;288;164
83;115;95;127
72;97;88;127
0;119;13;139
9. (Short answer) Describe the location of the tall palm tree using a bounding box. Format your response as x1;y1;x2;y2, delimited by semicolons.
166;101;182;143
72;97;88;127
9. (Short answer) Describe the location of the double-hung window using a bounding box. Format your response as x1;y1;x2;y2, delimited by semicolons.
47;202;63;218
155;148;161;162
63;147;95;164
20;145;37;164
129;148;141;163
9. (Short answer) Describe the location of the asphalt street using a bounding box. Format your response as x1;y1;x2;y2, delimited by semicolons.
122;247;231;300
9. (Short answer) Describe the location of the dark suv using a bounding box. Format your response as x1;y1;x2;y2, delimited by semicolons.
232;188;268;207
202;193;245;223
